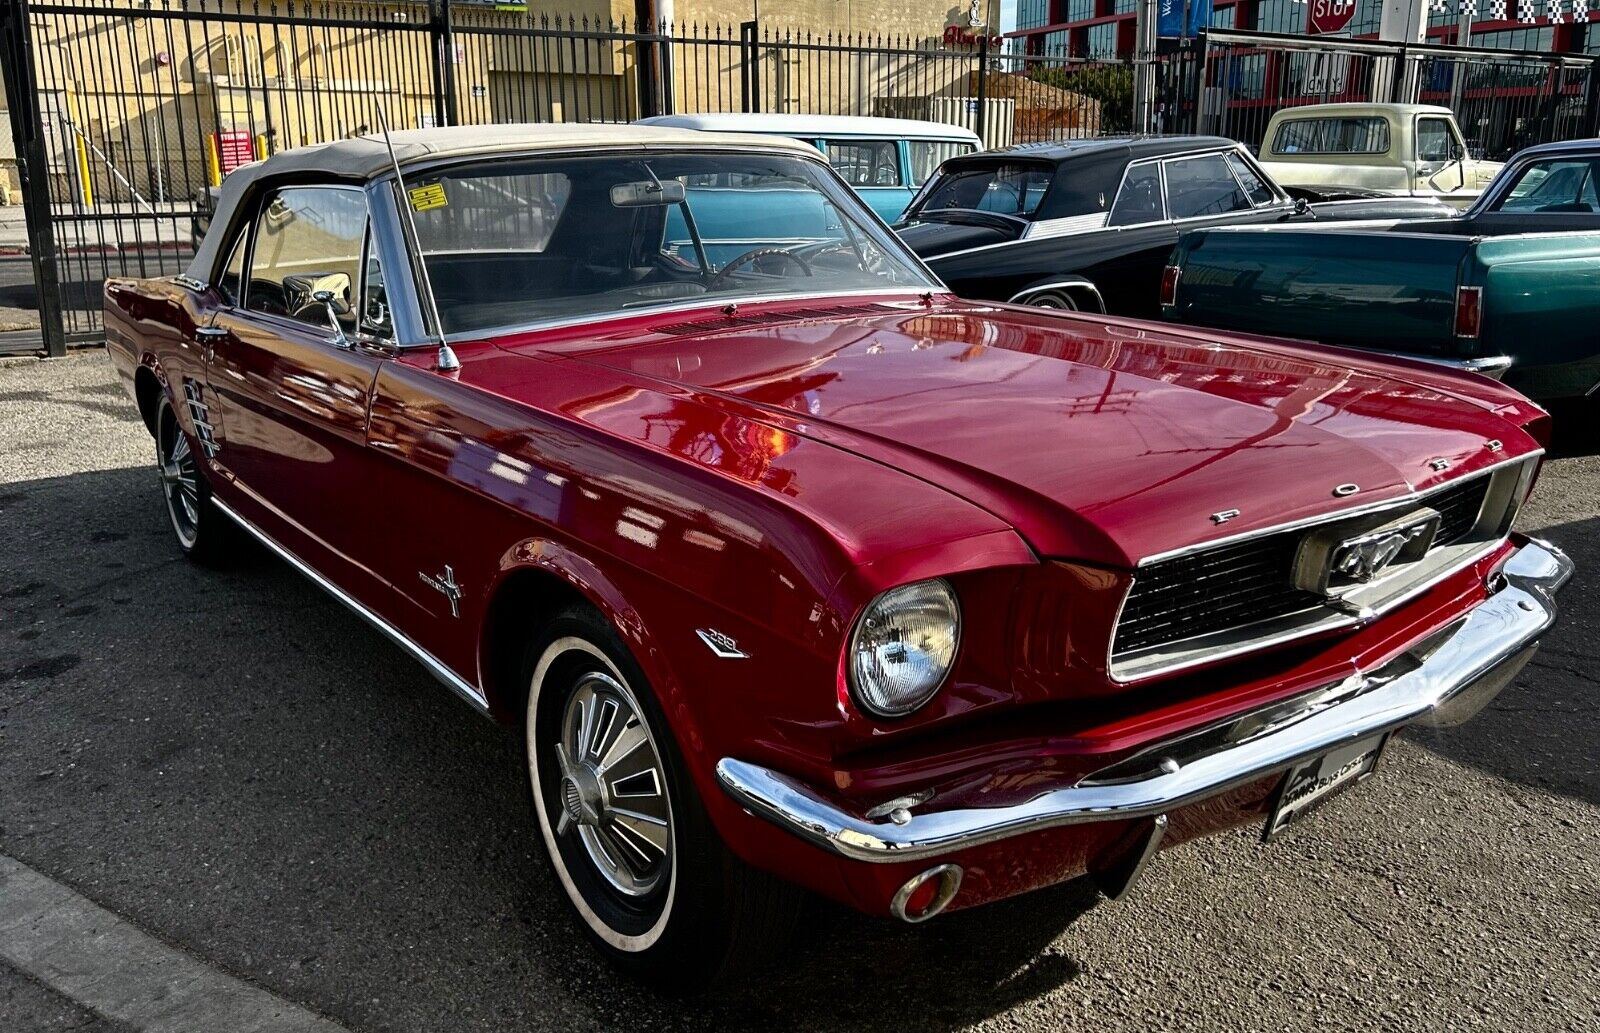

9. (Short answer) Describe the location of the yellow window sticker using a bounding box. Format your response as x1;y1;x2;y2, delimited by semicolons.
408;182;447;211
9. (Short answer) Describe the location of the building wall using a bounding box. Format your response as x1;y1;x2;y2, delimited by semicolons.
1010;0;1600;57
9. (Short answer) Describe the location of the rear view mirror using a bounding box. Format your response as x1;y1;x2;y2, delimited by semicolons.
610;180;686;207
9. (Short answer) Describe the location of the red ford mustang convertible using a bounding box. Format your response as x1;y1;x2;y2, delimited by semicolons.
105;125;1571;988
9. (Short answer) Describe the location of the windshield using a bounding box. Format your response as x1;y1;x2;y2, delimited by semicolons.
401;152;934;335
910;162;1055;220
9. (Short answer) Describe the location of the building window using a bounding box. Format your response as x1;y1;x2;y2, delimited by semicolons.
1472;26;1555;51
1017;0;1051;32
1086;22;1118;57
1067;0;1095;23
1042;29;1072;56
1112;0;1139;13
1211;4;1237;28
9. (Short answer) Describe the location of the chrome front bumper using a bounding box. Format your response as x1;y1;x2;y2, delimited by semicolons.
1370;350;1513;380
717;538;1572;865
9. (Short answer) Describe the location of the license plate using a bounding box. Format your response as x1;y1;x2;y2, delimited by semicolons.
1263;733;1389;841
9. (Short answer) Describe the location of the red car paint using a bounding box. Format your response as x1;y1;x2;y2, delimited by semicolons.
104;283;1546;916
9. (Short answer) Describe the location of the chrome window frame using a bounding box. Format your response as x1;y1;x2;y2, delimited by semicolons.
1108;453;1540;684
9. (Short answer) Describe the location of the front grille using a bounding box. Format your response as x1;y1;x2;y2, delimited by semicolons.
1430;474;1491;545
1114;532;1321;656
1112;470;1500;664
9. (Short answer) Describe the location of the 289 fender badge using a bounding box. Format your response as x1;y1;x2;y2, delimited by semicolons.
696;629;749;659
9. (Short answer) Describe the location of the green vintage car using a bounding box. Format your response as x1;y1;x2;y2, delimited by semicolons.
1162;138;1600;401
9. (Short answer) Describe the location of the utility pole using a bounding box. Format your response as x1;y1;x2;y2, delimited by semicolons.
1134;0;1158;133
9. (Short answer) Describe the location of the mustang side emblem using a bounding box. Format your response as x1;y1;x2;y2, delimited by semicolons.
1211;508;1241;525
696;628;749;659
419;565;463;618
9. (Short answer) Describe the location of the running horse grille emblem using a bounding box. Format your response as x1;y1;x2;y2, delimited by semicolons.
419;565;463;618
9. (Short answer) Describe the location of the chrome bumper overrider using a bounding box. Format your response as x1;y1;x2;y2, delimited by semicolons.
716;539;1572;864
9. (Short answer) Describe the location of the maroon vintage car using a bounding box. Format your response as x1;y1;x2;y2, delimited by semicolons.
105;124;1571;989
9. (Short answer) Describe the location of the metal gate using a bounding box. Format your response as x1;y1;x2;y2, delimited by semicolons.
1168;29;1600;156
1;0;1127;355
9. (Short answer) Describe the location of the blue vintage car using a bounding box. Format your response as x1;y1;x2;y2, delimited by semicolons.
637;113;980;234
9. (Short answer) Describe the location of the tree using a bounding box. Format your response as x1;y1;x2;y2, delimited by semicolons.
1033;63;1136;134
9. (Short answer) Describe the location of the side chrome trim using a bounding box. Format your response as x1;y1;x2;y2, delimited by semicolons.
211;498;491;714
1134;451;1538;568
716;538;1570;864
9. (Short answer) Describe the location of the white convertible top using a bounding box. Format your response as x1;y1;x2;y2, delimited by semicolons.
187;123;821;280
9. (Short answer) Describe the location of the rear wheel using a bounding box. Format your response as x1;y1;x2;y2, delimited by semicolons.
1025;289;1079;310
523;608;800;991
154;393;232;564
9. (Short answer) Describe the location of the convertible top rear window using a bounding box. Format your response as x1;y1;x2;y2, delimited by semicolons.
400;152;934;336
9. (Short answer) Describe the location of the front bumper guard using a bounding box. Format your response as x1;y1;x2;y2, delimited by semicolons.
716;538;1572;865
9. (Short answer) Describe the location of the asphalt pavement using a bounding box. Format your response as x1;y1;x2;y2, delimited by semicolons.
1;353;1597;1032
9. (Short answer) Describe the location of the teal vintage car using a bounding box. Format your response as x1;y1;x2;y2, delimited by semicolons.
637;113;981;232
1162;138;1600;401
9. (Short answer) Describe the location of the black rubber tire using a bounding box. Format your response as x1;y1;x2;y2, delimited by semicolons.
521;606;802;993
153;392;235;566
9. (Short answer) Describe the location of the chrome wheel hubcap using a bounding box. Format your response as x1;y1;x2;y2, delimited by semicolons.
158;413;200;547
555;671;670;897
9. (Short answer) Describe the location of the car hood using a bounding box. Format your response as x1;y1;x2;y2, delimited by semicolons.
522;302;1537;567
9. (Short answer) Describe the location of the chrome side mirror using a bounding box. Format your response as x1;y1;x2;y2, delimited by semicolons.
311;289;350;348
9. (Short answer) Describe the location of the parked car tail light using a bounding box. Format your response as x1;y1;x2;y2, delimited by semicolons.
1454;286;1483;339
1159;265;1181;308
848;578;960;717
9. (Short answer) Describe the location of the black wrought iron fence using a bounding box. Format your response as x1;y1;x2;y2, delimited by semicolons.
2;0;1127;354
1168;29;1600;159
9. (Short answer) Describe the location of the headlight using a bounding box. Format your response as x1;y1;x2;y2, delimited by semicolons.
848;578;960;718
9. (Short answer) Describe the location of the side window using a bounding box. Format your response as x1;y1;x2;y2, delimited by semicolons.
245;186;368;335
1108;162;1165;226
825;140;901;187
906;140;973;187
216;224;249;305
1416;119;1455;163
1225;152;1276;206
1496;159;1599;213
360;241;392;340
1164;154;1252;220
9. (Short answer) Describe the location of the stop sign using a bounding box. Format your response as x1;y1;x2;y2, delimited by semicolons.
1307;0;1355;33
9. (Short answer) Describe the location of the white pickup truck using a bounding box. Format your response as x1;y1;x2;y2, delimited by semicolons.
1257;102;1502;208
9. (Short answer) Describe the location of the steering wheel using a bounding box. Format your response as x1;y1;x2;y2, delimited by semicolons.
707;247;813;289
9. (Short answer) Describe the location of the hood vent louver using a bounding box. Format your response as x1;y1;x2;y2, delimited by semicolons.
653;303;897;337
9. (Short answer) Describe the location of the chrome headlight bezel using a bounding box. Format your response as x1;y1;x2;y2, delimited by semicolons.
846;577;962;719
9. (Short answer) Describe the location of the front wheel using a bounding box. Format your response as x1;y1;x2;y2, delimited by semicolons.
524;608;800;991
154;392;233;564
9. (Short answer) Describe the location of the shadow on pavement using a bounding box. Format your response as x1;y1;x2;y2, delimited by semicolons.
0;463;1094;1031
1406;515;1600;812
